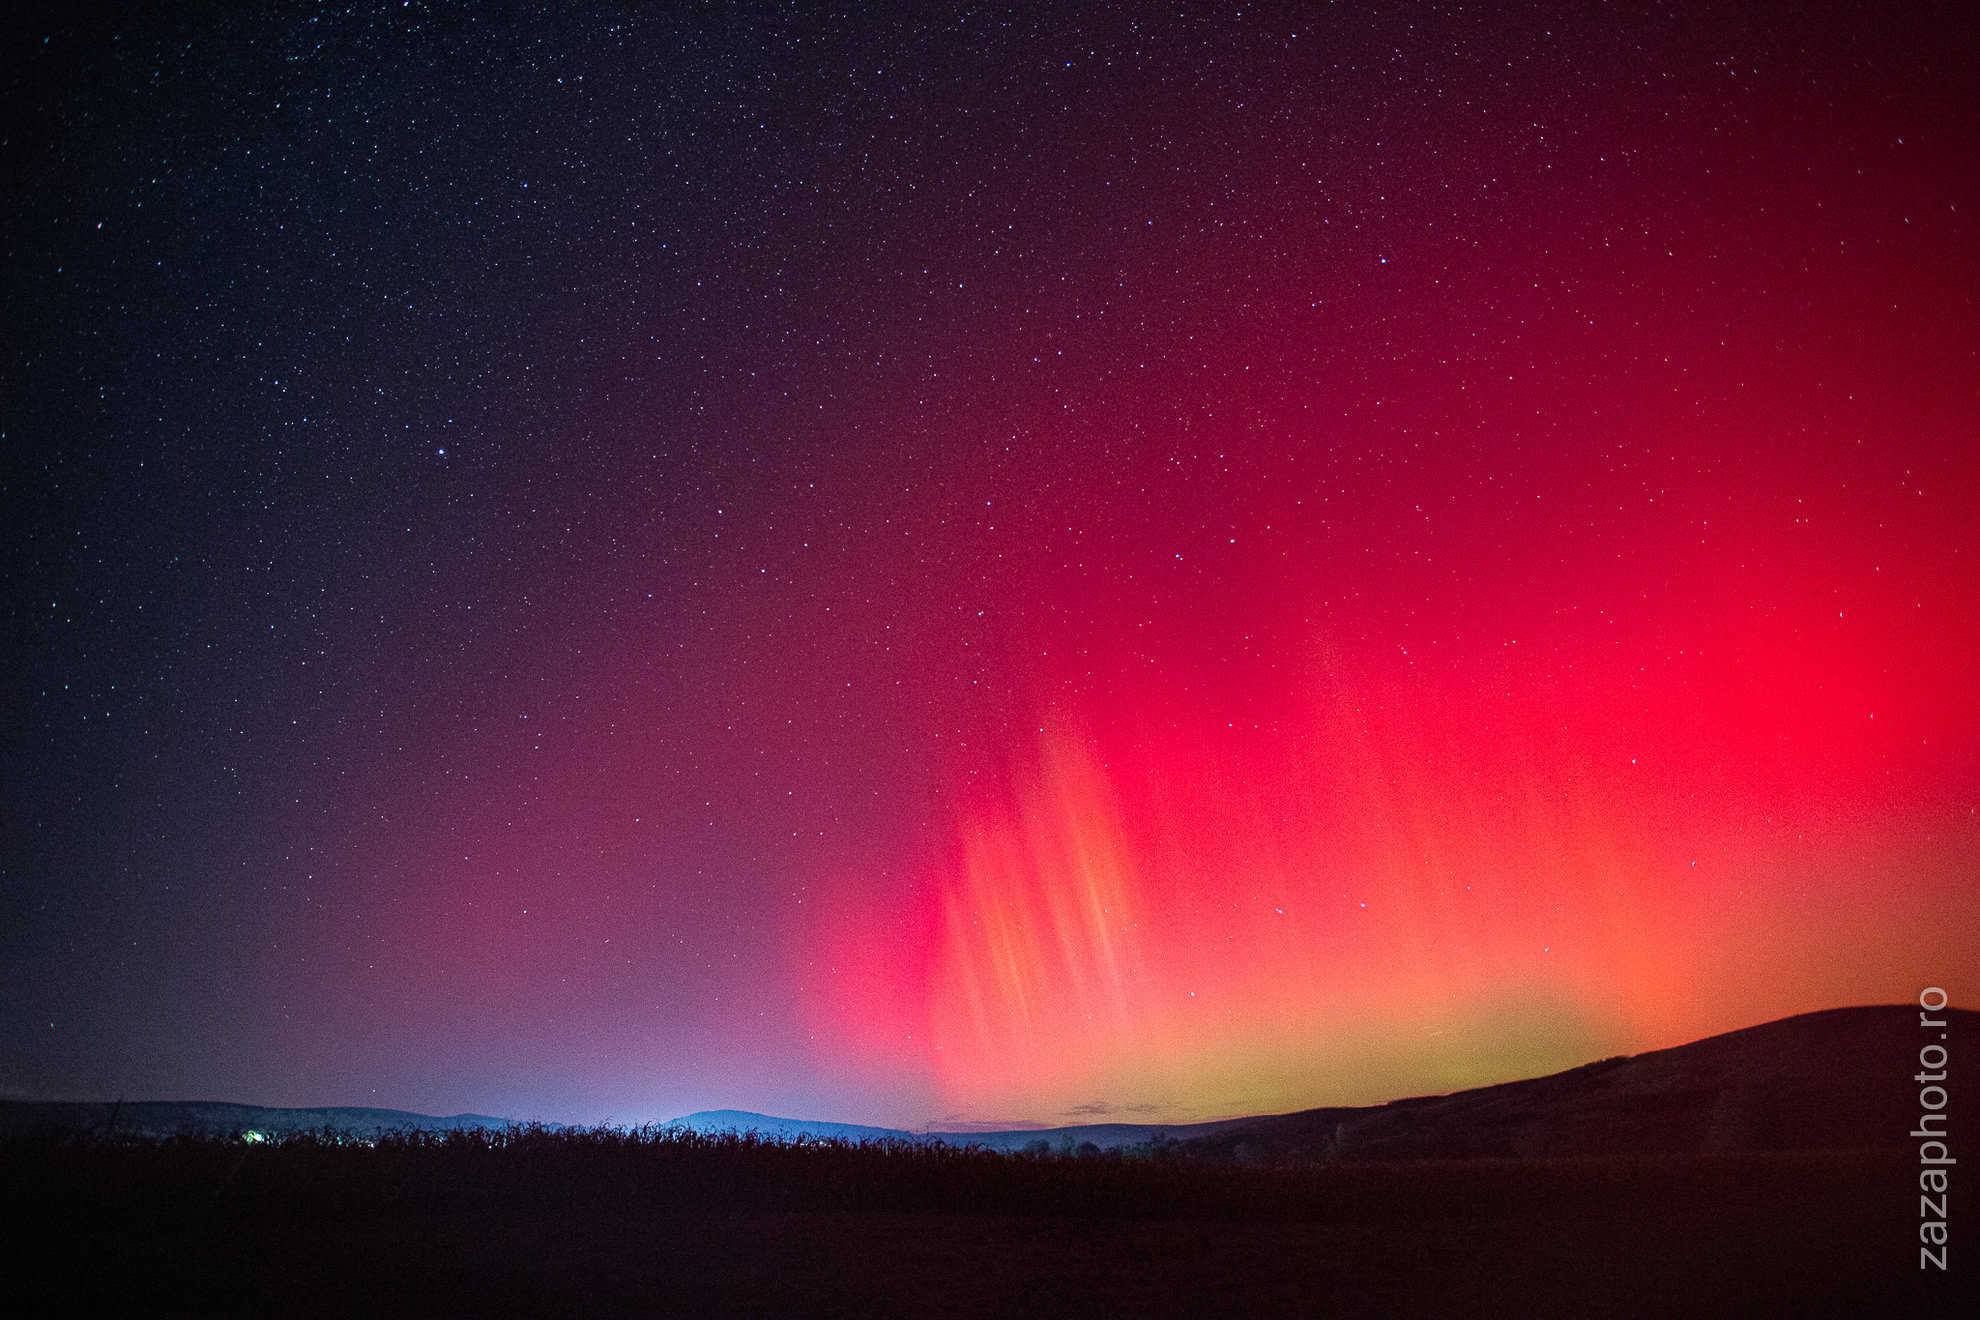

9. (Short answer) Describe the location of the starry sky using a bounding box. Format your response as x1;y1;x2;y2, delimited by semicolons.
4;2;1976;1130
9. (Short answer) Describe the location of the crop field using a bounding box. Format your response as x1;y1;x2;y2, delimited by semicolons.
5;1124;1963;1316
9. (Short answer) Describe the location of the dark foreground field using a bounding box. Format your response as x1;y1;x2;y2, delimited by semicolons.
6;1126;1970;1318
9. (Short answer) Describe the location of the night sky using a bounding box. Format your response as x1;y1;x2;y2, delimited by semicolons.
5;2;1976;1131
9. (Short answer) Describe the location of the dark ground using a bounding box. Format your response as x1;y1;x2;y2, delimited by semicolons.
7;1132;1972;1318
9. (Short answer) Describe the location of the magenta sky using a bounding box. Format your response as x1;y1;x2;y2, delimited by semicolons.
6;3;1975;1129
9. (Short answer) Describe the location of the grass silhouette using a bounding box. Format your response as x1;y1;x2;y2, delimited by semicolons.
5;1121;1962;1316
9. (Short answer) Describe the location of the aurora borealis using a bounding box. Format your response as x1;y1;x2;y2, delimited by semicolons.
5;2;1976;1130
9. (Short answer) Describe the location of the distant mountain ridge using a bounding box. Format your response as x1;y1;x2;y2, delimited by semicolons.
1177;1004;1978;1162
7;1006;1969;1157
0;1100;520;1141
667;1109;1255;1151
679;1005;1977;1159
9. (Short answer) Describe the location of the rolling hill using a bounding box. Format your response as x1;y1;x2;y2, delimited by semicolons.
667;1109;1256;1151
0;1099;520;1141
6;1005;1966;1161
1178;1004;1976;1161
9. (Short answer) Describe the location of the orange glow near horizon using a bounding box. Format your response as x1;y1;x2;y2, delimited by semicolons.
17;3;1980;1137
806;523;1980;1125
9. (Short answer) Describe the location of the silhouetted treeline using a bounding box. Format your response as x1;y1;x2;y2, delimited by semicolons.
7;1121;1913;1223
6;1125;1953;1317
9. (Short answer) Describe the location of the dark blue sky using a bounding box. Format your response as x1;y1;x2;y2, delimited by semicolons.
5;1;1976;1127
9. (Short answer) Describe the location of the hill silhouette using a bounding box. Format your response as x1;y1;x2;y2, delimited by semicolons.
7;1005;1970;1316
0;1099;519;1141
682;1006;1974;1160
6;1006;1962;1158
1181;1004;1975;1161
668;1109;1256;1151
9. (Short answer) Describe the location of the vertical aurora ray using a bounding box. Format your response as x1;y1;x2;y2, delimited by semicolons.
10;2;1976;1129
930;732;1147;1103
800;414;1980;1121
